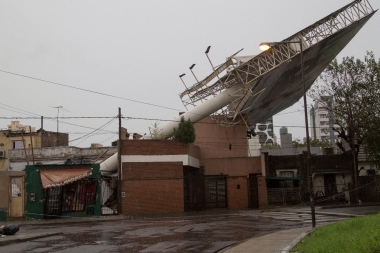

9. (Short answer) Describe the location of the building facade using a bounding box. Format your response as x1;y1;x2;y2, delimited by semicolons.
0;121;69;171
119;117;268;215
309;96;339;143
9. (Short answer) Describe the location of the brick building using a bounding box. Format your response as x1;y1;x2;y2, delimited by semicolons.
119;117;268;215
264;152;352;204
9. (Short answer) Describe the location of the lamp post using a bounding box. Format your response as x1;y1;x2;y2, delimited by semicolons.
260;40;316;228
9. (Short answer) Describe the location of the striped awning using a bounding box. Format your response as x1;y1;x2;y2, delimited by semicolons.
40;168;92;188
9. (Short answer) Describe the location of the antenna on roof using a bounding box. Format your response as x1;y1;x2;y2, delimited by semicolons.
50;106;70;146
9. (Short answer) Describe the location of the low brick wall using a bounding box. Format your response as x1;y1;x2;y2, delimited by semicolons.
122;179;184;215
121;162;184;215
267;188;301;206
358;176;380;202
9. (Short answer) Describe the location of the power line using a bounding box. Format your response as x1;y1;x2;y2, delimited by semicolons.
0;70;316;121
0;69;181;112
0;103;117;133
69;117;117;143
0;116;116;119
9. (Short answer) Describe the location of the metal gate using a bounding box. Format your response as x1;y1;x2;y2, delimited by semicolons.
184;175;205;211
45;187;63;218
9;176;24;218
248;174;259;208
204;176;227;208
100;176;118;215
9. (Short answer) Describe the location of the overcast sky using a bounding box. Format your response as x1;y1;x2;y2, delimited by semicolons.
0;0;379;148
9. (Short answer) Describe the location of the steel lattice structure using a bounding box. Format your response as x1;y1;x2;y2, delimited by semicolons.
179;0;375;127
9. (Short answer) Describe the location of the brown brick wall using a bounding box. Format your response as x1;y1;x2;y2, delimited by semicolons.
194;117;248;159
40;130;69;147
121;179;184;215
227;176;248;209
201;157;262;176
121;162;184;215
122;162;183;180
121;140;199;158
187;143;200;159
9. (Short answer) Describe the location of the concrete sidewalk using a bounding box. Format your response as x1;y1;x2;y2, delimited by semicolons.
221;226;312;253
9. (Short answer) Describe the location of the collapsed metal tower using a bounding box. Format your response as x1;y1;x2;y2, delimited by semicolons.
179;0;376;127
101;0;376;172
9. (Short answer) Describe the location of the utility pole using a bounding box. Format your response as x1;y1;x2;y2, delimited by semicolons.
54;106;62;146
118;107;122;215
29;126;35;165
52;106;70;146
20;130;29;166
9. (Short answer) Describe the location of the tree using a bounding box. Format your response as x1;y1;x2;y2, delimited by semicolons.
308;51;380;202
173;117;196;143
149;122;164;139
365;116;380;166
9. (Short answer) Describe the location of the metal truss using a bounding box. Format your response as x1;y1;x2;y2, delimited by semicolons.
179;0;375;126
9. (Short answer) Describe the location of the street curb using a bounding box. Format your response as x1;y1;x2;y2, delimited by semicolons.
0;232;62;247
280;228;313;253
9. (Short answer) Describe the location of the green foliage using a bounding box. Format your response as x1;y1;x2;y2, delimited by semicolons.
292;138;332;148
365;116;380;165
291;213;380;253
261;143;282;149
149;122;164;139
308;52;380;166
173;117;196;143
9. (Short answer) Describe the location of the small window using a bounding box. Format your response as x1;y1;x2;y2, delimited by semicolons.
12;140;24;149
279;171;294;178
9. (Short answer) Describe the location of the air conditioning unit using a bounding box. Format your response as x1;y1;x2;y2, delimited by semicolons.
0;150;5;158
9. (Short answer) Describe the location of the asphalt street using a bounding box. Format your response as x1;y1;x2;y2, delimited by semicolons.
1;205;379;253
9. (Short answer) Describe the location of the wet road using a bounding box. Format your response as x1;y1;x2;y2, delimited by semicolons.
0;212;305;253
4;205;379;253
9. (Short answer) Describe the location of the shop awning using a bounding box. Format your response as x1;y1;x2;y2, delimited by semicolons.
40;168;92;188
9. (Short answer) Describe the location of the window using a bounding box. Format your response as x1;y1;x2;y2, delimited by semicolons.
320;114;328;118
279;171;294;178
321;128;329;134
12;140;23;149
62;180;97;212
44;179;98;215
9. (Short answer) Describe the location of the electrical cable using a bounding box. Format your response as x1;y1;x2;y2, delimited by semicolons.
0;69;181;112
70;117;117;143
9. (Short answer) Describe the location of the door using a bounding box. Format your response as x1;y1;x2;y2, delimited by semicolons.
324;174;337;197
45;187;63;218
204;176;227;208
248;174;259;208
9;176;24;218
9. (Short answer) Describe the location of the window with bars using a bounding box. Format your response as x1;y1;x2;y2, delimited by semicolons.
62;180;97;212
45;179;97;215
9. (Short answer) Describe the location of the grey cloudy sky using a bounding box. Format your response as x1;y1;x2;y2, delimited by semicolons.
0;0;379;147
